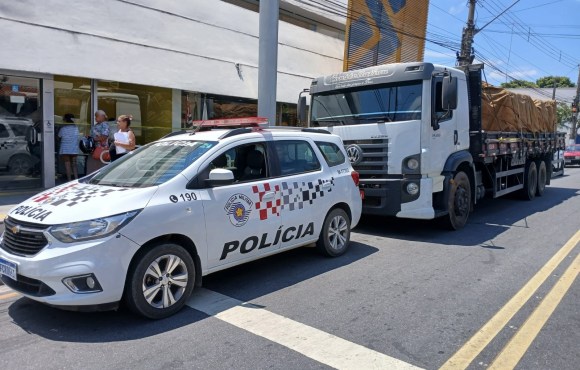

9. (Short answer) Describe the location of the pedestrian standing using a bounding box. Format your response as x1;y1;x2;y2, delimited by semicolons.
112;114;136;161
58;113;80;181
87;110;110;173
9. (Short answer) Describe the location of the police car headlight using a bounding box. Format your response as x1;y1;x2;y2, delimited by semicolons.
48;210;140;243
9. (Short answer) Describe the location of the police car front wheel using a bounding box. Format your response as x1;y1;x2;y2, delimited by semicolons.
317;208;351;257
125;243;196;319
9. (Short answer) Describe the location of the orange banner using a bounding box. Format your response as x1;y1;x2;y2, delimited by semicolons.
343;0;430;71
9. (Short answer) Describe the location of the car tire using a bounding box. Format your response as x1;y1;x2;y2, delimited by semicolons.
316;208;351;257
444;171;471;230
8;154;33;176
124;243;195;319
536;160;547;196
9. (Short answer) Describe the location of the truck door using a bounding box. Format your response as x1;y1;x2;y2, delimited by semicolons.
201;140;282;268
429;76;458;171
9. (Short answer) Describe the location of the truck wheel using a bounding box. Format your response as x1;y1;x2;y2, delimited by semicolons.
8;154;33;176
317;208;351;257
522;161;537;200
445;171;471;230
536;160;547;196
125;243;195;319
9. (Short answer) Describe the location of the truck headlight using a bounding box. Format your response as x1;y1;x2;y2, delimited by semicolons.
407;158;419;170
406;182;419;195
48;210;140;243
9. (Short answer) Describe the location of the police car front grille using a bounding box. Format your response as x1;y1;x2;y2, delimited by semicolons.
343;139;389;178
1;217;48;257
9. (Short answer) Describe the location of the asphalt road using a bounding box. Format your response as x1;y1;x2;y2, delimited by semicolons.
1;168;579;370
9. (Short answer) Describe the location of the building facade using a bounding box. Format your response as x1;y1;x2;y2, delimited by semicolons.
0;0;345;190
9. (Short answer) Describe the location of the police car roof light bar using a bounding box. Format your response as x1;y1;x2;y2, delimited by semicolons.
192;117;269;130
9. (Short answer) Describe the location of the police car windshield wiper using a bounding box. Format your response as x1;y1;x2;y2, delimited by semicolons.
353;114;393;122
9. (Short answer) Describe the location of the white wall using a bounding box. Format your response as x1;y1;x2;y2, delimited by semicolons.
0;0;344;103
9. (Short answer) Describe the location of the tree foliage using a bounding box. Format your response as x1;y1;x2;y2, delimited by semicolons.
500;79;538;88
536;76;575;88
557;102;572;128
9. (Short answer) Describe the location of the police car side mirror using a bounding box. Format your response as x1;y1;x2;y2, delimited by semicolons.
206;168;235;187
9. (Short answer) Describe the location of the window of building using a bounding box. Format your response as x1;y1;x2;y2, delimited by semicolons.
98;81;173;145
54;76;92;136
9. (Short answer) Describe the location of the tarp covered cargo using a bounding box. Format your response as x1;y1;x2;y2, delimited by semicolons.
481;83;556;133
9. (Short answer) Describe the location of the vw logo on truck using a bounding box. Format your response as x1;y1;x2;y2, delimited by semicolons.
346;144;363;165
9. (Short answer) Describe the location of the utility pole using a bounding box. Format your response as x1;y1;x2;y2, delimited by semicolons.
457;0;476;66
258;0;279;126
552;81;557;100
572;65;580;144
457;0;521;67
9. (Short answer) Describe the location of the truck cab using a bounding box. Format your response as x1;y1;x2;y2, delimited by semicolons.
307;62;468;222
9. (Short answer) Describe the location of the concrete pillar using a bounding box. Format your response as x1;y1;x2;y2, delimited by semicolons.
258;0;279;126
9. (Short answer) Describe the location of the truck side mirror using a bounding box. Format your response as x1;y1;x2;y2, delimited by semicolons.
441;75;458;110
297;96;308;125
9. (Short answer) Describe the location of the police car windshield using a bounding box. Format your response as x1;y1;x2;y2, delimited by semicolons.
89;140;217;188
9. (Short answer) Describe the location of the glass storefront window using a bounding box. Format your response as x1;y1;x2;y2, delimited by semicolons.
181;92;297;128
54;76;92;136
97;81;173;144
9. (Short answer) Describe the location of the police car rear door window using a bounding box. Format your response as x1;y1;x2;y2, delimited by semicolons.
273;140;321;176
89;140;217;188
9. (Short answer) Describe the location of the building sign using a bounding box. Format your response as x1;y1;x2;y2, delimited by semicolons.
343;0;430;71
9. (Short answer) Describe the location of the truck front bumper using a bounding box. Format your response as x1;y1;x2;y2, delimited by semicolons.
360;177;435;219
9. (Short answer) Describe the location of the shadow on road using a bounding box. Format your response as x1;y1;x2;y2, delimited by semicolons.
355;186;579;247
7;241;378;342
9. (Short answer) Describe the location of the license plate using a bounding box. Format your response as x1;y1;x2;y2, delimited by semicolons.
565;159;572;163
0;257;17;281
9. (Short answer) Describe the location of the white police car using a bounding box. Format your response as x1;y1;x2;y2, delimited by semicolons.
0;118;362;319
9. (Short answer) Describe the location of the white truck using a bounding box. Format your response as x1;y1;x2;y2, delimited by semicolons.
299;62;565;229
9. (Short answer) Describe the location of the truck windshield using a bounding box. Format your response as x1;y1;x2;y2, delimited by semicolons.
310;81;422;126
88;140;217;188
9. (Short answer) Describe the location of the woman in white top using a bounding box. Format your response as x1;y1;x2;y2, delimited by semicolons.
112;114;136;161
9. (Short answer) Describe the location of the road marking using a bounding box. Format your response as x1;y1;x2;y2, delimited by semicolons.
188;288;422;370
440;229;580;370
489;251;580;369
0;292;19;300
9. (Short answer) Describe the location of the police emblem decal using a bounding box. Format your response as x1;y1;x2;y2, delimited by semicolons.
224;193;253;227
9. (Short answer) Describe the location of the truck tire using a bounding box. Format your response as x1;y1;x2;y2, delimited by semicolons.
444;171;471;230
317;208;351;257
536;160;547;196
522;161;537;200
124;243;196;319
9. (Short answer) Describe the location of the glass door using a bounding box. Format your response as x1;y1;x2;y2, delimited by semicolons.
0;75;42;190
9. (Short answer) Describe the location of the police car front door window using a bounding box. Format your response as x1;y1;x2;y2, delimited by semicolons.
88;140;217;188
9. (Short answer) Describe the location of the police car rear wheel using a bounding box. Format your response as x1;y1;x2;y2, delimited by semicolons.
317;208;351;257
125;243;195;319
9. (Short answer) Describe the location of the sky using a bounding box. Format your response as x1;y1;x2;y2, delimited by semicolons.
425;0;580;96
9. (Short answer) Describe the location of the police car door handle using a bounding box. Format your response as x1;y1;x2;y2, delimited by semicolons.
262;191;275;200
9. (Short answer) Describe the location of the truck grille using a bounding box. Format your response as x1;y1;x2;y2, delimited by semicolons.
343;139;389;179
1;217;49;257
